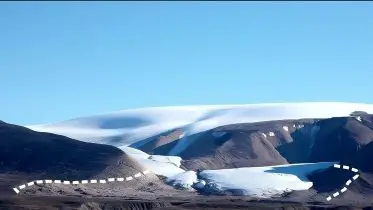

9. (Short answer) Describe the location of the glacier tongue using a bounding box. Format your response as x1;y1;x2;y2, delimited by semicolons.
195;162;334;198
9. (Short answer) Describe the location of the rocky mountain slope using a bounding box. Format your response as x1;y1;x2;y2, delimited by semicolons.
139;115;373;173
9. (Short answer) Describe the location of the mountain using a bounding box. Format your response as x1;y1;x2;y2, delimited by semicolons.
98;115;372;174
5;102;373;205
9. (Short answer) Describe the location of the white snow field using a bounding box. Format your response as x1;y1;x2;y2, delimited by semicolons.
120;146;185;177
27;103;373;153
197;162;334;198
164;162;335;197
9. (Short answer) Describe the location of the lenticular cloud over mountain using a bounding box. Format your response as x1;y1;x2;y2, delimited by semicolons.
26;102;373;148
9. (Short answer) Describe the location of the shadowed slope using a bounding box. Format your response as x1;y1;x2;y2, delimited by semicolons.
0;121;165;196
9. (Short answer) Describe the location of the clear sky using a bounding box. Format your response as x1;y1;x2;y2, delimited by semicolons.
1;2;373;125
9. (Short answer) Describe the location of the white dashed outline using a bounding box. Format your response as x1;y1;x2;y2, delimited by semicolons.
260;130;360;202
12;170;151;194
326;164;360;201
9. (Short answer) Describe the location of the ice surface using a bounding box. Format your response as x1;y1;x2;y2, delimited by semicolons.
148;155;182;167
198;162;334;198
167;171;198;189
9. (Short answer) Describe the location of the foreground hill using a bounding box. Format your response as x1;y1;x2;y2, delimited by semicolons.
0;121;168;196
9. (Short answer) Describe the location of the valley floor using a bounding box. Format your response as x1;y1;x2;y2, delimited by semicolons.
0;195;369;210
2;173;373;210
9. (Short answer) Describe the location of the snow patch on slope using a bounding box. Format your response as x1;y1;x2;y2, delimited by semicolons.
120;146;150;159
120;146;184;177
27;103;373;151
149;155;182;167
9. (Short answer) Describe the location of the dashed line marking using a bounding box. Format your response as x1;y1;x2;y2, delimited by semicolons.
12;169;152;194
351;168;359;173
326;164;360;201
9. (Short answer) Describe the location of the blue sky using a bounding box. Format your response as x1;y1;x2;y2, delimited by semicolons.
1;2;373;125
